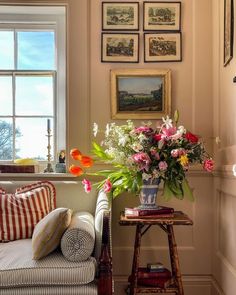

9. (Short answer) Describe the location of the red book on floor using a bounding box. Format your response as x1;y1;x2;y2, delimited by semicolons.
137;277;173;288
137;267;171;279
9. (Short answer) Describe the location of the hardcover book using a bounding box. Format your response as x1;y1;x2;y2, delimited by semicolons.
124;206;174;217
125;213;174;219
137;277;173;288
138;267;171;279
0;164;37;173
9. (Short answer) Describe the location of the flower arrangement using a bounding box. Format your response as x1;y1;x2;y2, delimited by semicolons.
69;111;213;201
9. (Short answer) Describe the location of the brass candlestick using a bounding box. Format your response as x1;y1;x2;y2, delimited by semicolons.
44;123;54;173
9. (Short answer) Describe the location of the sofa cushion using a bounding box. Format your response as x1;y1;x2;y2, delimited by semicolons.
32;208;72;260
61;212;95;262
0;239;96;288
0;181;56;242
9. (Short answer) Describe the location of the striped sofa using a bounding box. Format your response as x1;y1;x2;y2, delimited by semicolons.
0;181;112;295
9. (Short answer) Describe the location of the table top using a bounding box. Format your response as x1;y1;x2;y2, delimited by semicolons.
119;211;193;226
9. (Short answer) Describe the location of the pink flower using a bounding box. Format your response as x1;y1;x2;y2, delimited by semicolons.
158;161;168;171
171;149;179;158
103;179;112;193
132;152;151;171
82;179;92;193
134;126;153;133
203;159;214;172
150;147;160;160
178;148;186;156
162;127;177;138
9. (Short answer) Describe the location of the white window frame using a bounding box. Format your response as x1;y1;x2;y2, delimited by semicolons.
0;5;66;167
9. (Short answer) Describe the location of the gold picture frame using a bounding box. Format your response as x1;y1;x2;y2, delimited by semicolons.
111;68;171;119
224;0;234;66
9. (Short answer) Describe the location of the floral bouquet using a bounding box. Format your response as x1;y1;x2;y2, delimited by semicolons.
69;111;213;201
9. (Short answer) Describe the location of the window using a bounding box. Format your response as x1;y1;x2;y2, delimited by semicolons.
0;6;66;164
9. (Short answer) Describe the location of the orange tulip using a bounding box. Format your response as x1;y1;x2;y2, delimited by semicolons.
69;165;84;176
70;148;82;161
81;156;93;168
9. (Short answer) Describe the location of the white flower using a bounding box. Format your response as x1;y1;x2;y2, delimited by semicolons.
162;115;173;128
93;123;98;137
131;143;143;152
105;124;110;137
118;135;129;146
142;173;152;181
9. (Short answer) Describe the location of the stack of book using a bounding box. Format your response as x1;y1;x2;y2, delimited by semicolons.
129;263;173;288
124;206;174;219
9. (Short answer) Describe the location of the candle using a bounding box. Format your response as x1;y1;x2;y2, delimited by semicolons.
47;119;51;131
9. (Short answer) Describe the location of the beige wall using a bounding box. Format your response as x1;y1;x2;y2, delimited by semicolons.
212;0;236;294
0;0;215;294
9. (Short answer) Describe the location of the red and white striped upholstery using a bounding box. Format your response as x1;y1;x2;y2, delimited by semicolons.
0;181;56;242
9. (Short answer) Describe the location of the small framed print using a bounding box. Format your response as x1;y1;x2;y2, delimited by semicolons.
144;32;182;62
111;68;171;120
224;0;234;66
143;1;181;31
101;33;139;63
102;2;139;31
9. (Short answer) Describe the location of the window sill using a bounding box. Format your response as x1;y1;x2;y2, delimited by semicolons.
0;173;77;182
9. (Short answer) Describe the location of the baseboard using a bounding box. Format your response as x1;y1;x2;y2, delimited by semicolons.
114;275;214;295
211;278;224;295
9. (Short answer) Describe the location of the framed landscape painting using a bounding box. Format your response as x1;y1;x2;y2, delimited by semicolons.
143;1;181;31
102;2;139;31
144;33;182;62
224;0;234;66
101;33;139;63
110;68;171;119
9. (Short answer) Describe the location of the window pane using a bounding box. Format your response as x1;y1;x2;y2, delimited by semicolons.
17;31;55;70
0;118;13;160
15;118;54;160
15;75;54;116
0;76;12;115
0;31;14;69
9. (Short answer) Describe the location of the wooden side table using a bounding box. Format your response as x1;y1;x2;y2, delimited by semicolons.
119;211;193;295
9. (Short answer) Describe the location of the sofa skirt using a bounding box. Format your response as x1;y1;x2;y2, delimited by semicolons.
0;283;97;295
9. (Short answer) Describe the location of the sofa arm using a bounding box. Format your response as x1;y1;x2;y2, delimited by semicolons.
98;211;113;295
94;190;113;295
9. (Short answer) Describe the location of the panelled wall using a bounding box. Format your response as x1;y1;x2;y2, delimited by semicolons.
212;0;236;294
0;0;215;294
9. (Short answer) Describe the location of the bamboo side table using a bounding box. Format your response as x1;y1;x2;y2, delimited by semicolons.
119;211;193;295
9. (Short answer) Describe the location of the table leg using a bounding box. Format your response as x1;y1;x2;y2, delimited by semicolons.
167;224;184;295
130;224;142;295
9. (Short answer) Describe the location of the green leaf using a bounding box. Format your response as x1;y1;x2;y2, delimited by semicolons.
182;179;194;201
163;182;173;201
174;110;179;125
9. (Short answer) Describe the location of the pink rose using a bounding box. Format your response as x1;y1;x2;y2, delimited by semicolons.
82;179;92;193
178;148;186;156
103;179;112;193
158;161;168;171
171;149;179;158
132;152;151;171
203;159;214;172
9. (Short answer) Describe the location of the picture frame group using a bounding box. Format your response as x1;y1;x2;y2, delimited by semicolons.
110;68;171;119
101;1;182;63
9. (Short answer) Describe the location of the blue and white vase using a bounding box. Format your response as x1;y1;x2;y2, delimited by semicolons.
139;178;160;209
